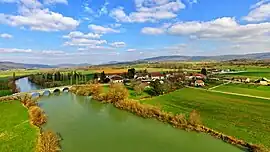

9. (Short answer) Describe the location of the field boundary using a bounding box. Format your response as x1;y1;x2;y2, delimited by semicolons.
188;86;270;100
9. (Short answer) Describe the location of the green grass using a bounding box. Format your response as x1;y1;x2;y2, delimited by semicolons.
0;100;38;152
221;71;270;79
213;83;270;98
141;88;270;148
0;90;12;97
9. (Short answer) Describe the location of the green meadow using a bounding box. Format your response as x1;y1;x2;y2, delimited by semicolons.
0;100;38;152
213;83;270;98
141;88;270;148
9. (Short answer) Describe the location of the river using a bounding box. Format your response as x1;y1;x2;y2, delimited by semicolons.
16;78;243;152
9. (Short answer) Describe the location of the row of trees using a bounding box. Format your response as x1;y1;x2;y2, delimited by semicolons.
29;71;88;87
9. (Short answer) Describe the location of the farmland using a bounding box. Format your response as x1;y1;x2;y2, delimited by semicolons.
0;100;38;152
213;83;270;98
141;88;270;148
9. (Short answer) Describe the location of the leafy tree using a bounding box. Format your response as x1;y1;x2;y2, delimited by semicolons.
93;73;98;79
107;83;129;103
134;83;146;96
201;68;207;76
149;80;164;96
127;68;136;79
100;71;106;83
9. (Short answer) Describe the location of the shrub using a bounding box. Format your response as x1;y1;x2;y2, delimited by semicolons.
107;83;128;103
37;130;61;152
29;106;47;127
188;110;202;126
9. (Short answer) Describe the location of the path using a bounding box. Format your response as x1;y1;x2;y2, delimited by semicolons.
208;81;231;90
187;86;270;100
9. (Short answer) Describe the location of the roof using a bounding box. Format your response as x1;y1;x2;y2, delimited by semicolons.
109;75;123;80
193;73;206;77
195;80;204;83
151;72;164;77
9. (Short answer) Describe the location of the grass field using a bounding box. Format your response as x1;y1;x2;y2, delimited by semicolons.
141;88;270;148
213;83;270;98
0;100;38;152
221;71;270;80
0;69;39;78
0;90;12;97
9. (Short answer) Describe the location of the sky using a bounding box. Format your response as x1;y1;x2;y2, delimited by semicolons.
0;0;269;65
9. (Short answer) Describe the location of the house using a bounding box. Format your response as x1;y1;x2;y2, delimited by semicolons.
255;78;269;85
195;80;205;87
135;73;149;80
108;75;124;83
245;78;250;83
194;73;206;79
151;72;165;80
185;73;206;80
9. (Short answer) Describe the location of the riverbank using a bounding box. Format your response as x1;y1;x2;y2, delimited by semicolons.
70;84;268;152
0;100;38;152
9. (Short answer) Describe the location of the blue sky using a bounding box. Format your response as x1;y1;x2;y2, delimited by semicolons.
0;0;269;64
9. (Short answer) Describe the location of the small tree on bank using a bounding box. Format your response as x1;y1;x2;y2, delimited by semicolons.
107;83;129;103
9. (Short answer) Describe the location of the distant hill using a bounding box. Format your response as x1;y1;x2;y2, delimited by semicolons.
0;62;54;70
140;52;270;62
56;63;91;68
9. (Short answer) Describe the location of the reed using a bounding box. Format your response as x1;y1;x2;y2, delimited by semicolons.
36;130;61;152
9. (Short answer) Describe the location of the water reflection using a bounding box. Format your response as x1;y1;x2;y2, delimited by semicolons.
15;77;43;92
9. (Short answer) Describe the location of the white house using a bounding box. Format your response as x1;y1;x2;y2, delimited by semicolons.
195;80;205;87
109;75;124;83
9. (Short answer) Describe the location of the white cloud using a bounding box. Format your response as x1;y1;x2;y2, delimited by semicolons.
44;0;68;5
110;0;186;23
109;42;126;48
0;48;32;53
127;49;136;52
0;33;13;39
0;47;69;55
141;27;165;35
0;0;79;31
250;0;270;9
88;24;120;34
63;31;101;39
64;38;107;47
243;2;270;22
167;17;270;43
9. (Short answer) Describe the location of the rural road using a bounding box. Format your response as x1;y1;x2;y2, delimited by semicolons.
208;81;231;90
187;86;270;100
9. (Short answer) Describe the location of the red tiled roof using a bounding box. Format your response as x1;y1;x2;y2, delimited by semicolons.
151;72;164;77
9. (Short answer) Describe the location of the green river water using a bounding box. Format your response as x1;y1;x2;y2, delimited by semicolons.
38;93;243;152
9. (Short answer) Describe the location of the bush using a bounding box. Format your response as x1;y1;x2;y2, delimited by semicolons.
37;130;61;152
107;83;129;103
188;110;202;125
29;106;47;127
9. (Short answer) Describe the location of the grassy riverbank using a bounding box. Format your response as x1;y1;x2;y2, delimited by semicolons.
0;100;38;152
141;88;270;148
